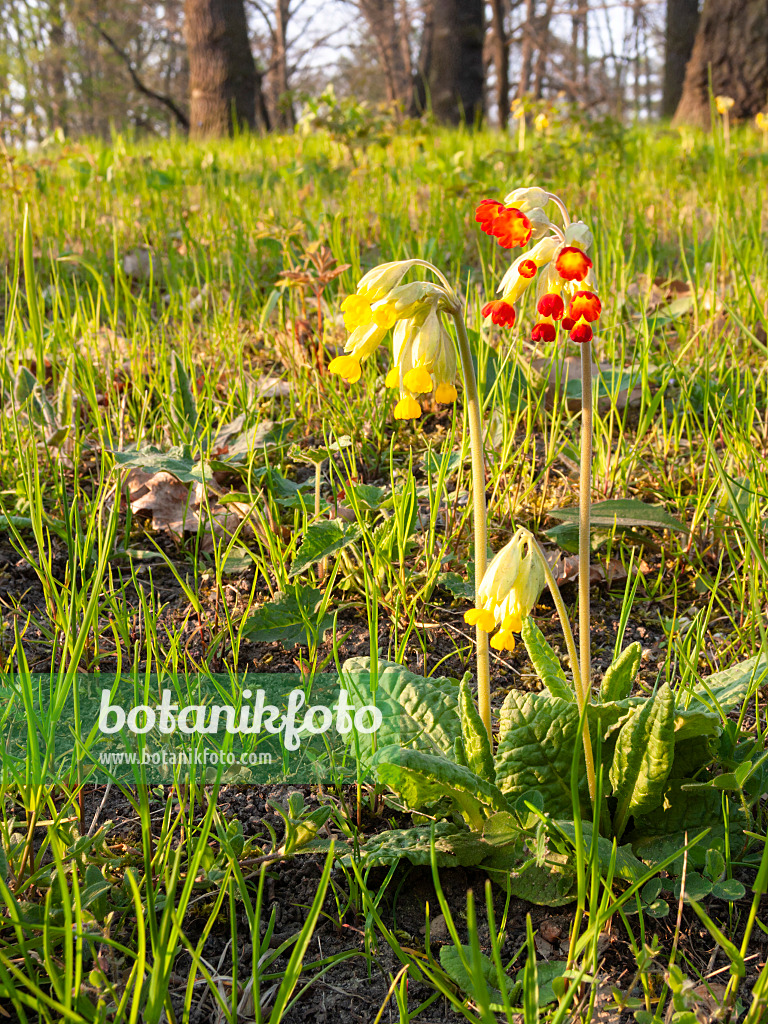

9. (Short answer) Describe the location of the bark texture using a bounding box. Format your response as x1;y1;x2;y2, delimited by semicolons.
425;0;484;124
673;0;768;127
488;0;509;127
661;0;699;118
184;0;257;137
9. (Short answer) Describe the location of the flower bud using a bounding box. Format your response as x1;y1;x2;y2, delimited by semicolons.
503;186;549;212
356;259;419;302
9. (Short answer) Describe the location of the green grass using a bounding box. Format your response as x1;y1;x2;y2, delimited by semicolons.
0;114;766;1020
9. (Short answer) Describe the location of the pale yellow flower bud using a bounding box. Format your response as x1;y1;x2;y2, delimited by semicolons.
564;221;593;251
356;259;420;302
503;186;549;212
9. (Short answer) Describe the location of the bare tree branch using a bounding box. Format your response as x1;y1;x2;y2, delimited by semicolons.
84;15;190;131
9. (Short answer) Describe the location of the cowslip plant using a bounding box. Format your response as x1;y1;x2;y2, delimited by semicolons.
329;258;492;736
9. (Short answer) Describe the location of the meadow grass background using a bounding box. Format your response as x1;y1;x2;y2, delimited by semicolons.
0;117;766;1021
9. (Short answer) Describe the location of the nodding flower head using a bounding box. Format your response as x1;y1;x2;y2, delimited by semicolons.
476;186;601;346
331;260;460;421
463;527;545;652
475;201;532;249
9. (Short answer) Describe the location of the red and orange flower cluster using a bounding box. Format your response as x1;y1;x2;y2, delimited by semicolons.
475;187;601;346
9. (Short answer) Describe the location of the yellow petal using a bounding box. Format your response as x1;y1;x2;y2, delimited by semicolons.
434;382;457;404
328;355;362;383
394;397;421;420
403;367;433;394
373;304;397;329
385;367;400;389
490;630;515;652
341;294;372;332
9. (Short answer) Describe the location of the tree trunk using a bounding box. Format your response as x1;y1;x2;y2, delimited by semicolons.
184;0;257;137
425;0;484;124
488;0;509;127
518;0;534;97
273;0;294;129
532;0;555;99
358;0;412;109
673;0;768;127
661;0;699;117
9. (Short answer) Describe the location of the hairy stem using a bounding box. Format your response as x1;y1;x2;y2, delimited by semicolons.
579;341;593;729
532;539;597;803
453;313;491;739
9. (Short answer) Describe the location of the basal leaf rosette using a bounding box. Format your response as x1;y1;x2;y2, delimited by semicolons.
475;186;601;346
330;260;462;421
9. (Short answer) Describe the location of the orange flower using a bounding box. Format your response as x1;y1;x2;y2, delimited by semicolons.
537;293;564;320
475;199;504;235
566;290;601;322
492;207;533;248
519;259;537;279
532;321;556;343
482;300;516;327
569;322;593;344
561;316;575;331
555;246;592;282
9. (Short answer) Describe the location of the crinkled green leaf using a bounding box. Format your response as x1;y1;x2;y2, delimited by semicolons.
112;444;211;484
555;820;646;883
340;657;460;757
631;780;723;840
687;654;768;716
547;498;687;533
495;691;585;818
458;677;495;783
600;642;642;702
440;946;521;1010
669;734;717;778
487;856;575;906
288;435;352;464
289;519;362;577
522;618;574;702
339;823;488;868
373;745;512;829
240;584;334;649
610;683;675;837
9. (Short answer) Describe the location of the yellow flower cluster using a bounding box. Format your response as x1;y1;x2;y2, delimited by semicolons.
464;527;545;652
330;261;460;420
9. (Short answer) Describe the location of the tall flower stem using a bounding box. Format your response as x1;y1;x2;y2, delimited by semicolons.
454;313;491;739
532;539;597;803
579;343;593;733
411;259;492;739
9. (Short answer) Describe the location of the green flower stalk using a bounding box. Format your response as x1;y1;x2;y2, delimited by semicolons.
330;260;493;738
472;184;600;802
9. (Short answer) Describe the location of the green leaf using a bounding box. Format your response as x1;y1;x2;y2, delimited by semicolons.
437;569;475;600
170;353;198;436
343;823;491;868
514;960;568;1006
555;820;646;883
487;857;576;906
289;519;362;577
631;782;724;842
289;435;352;464
711;878;745;901
458;677;495;783
495;691;585;818
600;642;642;702
687;653;768;716
372;745;512;829
672;871;712;902
339;657;461;758
440;946;521;1010
521;618;574;702
240;584;334;649
547;499;687;533
112;444;210;485
610;684;675;837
